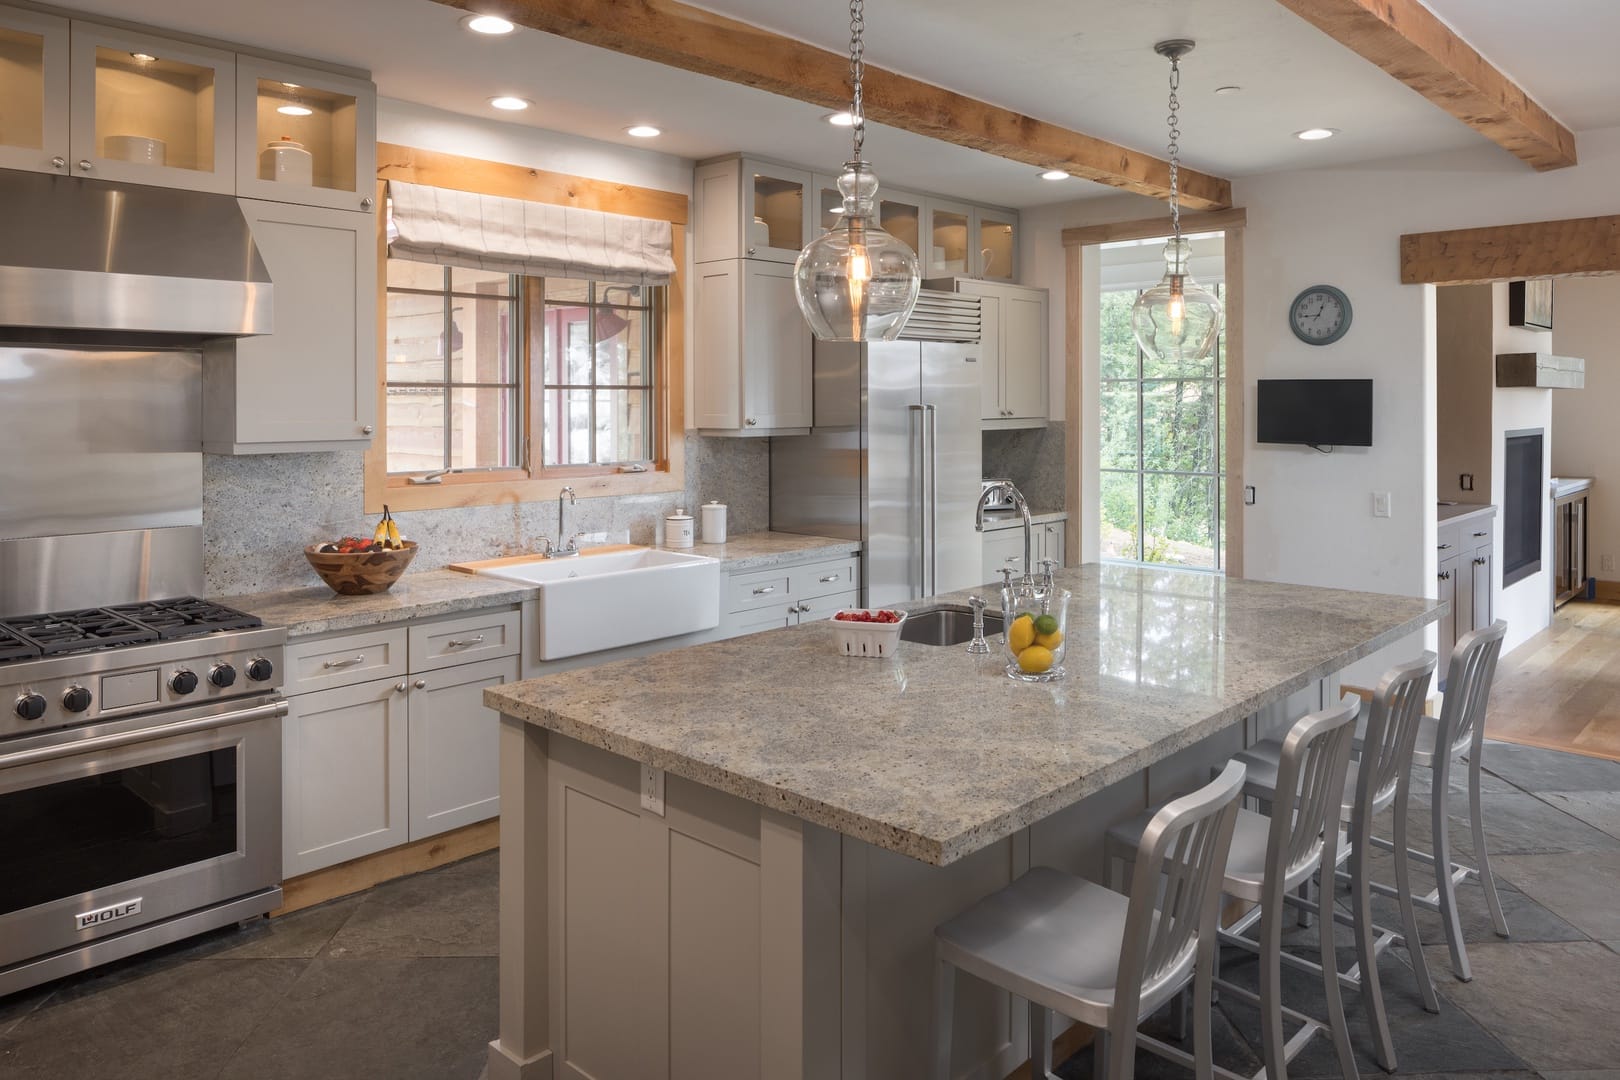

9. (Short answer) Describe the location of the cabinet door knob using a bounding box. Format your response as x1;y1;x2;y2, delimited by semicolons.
414;679;427;690
362;424;374;435
77;159;93;171
746;246;757;255
745;417;758;427
395;682;407;693
50;156;65;170
361;197;374;211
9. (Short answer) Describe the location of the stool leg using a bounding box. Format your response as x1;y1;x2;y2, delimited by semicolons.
1092;1028;1111;1080
931;952;954;1080
1297;877;1314;928
1259;897;1289;1080
1430;757;1471;982
1350;835;1398;1071
1316;862;1360;1080
1192;940;1214;1080
1468;754;1510;939
1393;782;1439;1013
1030;1003;1053;1080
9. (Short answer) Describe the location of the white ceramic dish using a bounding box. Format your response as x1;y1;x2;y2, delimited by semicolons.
104;134;166;166
831;609;907;658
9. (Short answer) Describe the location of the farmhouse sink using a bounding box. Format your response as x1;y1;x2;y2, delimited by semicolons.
474;547;720;659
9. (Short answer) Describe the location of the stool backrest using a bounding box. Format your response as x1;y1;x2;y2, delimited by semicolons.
1359;653;1439;818
1118;760;1244;1008
1439;621;1507;759
1270;697;1360;883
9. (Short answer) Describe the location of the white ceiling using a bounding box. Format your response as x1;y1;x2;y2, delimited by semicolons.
63;0;1620;209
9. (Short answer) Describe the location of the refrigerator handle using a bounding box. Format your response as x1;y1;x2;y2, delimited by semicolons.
925;404;938;597
908;404;928;598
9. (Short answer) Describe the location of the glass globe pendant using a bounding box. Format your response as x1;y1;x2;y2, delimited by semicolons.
793;0;921;341
795;160;920;341
1132;40;1223;363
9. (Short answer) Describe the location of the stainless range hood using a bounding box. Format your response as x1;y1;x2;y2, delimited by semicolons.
0;169;272;344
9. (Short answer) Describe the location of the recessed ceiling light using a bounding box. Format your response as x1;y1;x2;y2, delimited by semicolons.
824;111;857;127
277;103;314;116
1039;169;1071;181
1295;127;1338;141
625;125;661;138
490;96;531;111
130;52;157;63
463;13;517;35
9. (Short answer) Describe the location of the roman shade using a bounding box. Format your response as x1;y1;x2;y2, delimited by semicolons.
386;179;675;286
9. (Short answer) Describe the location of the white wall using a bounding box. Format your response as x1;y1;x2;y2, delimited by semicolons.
1490;283;1555;651
1552;276;1620;582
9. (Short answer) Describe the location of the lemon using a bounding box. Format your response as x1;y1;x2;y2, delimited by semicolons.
1018;645;1055;674
1034;613;1059;637
1008;615;1036;653
1036;629;1064;650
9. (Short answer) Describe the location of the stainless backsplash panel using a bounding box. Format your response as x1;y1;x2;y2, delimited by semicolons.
0;527;203;617
0;347;202;542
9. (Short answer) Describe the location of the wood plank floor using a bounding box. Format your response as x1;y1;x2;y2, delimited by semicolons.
1488;599;1620;762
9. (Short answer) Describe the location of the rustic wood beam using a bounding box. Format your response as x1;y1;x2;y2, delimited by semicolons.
432;0;1233;210
1271;0;1576;171
1062;208;1247;248
1400;215;1620;284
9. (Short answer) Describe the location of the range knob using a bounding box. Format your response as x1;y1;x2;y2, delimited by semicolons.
170;669;199;695
245;657;275;683
62;685;92;713
208;663;237;688
14;692;46;721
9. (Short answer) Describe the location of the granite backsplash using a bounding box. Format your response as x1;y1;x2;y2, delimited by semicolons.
205;434;769;595
982;422;1066;512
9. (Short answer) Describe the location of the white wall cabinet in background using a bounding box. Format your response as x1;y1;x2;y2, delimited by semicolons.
0;6;69;174
1436;510;1496;678
981;520;1066;584
203;199;377;452
956;279;1048;427
235;55;376;213
694;155;812;264
693;260;812;435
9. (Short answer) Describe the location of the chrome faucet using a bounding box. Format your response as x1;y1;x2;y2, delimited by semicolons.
975;479;1034;582
550;486;579;558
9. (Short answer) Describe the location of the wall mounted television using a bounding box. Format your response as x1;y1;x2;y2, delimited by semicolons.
1256;379;1373;448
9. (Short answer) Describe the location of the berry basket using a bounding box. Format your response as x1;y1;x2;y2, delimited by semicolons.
831;609;908;658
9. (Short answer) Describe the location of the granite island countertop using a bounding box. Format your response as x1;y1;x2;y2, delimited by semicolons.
486;562;1442;867
220;531;859;637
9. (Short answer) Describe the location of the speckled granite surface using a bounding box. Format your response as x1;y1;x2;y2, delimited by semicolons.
485;562;1443;867
979;509;1068;531
222;532;859;637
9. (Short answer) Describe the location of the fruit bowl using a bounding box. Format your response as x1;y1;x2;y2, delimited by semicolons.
831;608;907;658
304;540;418;596
1002;585;1069;682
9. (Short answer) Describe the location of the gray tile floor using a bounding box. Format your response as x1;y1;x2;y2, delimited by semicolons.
1;740;1616;1079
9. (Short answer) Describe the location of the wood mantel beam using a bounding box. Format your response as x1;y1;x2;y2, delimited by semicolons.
1400;215;1620;284
1271;0;1576;171
430;0;1233;210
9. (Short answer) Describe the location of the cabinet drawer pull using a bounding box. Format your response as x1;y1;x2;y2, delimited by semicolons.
447;635;485;648
323;655;365;669
818;573;841;583
1438;570;1451;581
1438;543;1453;550
752;584;776;595
1474;557;1488;566
1473;531;1488;537
1004;556;1020;564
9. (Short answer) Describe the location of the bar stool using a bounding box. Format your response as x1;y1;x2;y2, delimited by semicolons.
1106;699;1361;1080
1364;621;1510;983
1230;654;1439;1072
931;762;1246;1080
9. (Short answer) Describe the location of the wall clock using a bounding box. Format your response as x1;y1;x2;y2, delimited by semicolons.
1289;284;1352;345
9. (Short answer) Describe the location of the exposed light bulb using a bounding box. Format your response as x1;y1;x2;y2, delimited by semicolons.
848;247;871;283
130;52;157;64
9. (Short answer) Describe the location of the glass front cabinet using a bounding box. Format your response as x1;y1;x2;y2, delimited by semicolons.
236;56;376;212
0;7;68;173
976;206;1018;283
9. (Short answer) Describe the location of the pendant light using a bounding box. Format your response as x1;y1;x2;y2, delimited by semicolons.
793;0;921;341
1131;40;1223;364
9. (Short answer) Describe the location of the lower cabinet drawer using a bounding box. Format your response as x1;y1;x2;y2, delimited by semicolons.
790;558;859;600
726;568;793;612
408;609;521;673
284;627;408;695
798;589;859;622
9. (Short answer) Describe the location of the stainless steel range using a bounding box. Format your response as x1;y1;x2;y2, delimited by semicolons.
0;167;281;997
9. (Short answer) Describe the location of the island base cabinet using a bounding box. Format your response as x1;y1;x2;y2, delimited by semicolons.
407;656;518;840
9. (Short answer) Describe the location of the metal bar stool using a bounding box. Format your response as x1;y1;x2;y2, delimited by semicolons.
1228;656;1439;1072
1363;621;1510;983
932;763;1246;1080
1107;699;1360;1080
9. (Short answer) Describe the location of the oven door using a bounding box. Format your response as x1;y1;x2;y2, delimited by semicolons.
0;696;285;968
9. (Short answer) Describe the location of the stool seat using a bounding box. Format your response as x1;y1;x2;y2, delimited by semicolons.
1109;807;1339;903
1233;742;1371;823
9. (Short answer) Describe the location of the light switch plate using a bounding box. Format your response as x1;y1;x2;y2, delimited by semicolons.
1603;554;1615;573
1372;492;1392;518
640;765;665;816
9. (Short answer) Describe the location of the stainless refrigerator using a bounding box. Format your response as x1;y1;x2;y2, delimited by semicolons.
771;291;983;607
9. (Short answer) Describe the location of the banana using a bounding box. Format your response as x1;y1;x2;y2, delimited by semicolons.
385;506;402;549
372;511;389;546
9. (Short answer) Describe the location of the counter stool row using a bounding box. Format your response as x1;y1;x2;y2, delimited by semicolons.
931;621;1509;1080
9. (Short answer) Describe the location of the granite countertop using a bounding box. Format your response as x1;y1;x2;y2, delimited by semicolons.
221;531;860;638
978;508;1068;530
486;563;1441;867
1437;503;1497;524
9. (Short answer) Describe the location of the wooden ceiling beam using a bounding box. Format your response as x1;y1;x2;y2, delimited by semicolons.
1400;215;1620;285
1271;0;1576;171
431;0;1233;210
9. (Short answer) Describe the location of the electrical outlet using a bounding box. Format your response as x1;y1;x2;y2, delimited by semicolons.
1460;473;1474;492
1603;554;1615;573
1372;492;1392;518
640;765;665;816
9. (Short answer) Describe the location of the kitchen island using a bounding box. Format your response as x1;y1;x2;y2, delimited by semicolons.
483;563;1441;1080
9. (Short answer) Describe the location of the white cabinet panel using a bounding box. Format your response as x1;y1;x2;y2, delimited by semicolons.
407;656;516;840
1001;288;1048;421
982;529;1027;584
693;260;812;435
0;7;69;174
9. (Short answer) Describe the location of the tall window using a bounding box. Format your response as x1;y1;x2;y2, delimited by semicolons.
383;263;659;477
1098;284;1227;570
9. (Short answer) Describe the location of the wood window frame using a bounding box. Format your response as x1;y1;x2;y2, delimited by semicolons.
364;143;688;514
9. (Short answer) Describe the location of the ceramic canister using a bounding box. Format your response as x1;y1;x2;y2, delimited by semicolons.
260;137;314;185
701;501;727;545
665;507;695;549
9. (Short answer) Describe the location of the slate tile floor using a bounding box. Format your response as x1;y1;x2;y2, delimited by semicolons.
1;740;1617;1079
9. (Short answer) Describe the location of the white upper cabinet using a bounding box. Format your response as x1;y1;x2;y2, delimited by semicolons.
975;206;1019;284
235;56;376;213
0;7;69;174
693;260;812;435
695;156;813;264
922;197;973;279
68;21;235;193
959;279;1048;427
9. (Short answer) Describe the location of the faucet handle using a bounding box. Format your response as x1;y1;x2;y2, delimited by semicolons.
1039;558;1057;587
966;595;991;654
968;594;986;612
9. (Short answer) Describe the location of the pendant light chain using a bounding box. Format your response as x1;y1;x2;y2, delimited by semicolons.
1165;50;1182;243
849;0;866;159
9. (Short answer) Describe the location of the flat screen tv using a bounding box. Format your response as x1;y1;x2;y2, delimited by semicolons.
1256;379;1373;448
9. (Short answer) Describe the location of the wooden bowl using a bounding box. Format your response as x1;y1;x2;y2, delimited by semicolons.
304;541;418;595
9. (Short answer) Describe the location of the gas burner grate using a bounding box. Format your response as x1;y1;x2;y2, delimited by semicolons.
107;597;263;639
3;608;160;657
0;626;40;663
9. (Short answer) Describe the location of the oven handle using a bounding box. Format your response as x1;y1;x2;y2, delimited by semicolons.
0;699;288;770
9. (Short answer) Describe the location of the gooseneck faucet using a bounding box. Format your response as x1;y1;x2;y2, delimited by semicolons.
551;486;579;558
974;479;1034;582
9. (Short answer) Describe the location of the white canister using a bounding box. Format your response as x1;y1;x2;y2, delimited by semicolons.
701;501;728;545
260;137;314;185
665;507;695;549
104;134;166;166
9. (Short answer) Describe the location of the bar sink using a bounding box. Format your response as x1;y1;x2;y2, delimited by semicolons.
899;605;1004;647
